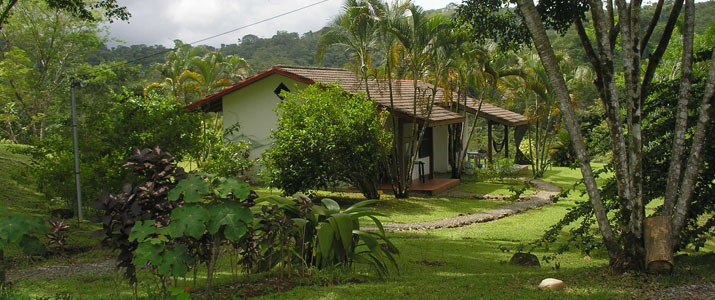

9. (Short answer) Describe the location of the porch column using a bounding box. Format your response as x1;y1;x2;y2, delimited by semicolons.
504;125;509;159
398;119;405;177
487;120;493;163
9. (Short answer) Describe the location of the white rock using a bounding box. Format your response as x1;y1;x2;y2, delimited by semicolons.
538;278;565;291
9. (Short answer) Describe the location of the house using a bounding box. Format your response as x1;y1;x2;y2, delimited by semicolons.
187;65;527;194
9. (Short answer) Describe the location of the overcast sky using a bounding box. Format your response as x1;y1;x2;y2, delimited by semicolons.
107;0;457;48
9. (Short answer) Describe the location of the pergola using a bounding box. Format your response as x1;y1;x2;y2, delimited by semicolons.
457;101;530;164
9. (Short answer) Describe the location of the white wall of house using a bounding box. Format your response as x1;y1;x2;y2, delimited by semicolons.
222;74;308;159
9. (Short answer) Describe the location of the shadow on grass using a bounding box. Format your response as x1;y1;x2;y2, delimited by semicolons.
259;230;715;300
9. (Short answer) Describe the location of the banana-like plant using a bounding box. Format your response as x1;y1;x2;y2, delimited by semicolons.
258;195;399;277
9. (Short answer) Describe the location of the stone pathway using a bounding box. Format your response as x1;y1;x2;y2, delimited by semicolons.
365;178;562;231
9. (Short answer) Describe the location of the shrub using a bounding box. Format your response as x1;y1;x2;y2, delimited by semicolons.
93;147;255;295
90;147;189;284
0;206;47;286
473;157;522;183
259;195;399;277
201;123;253;178
263;83;391;199
32;92;202;211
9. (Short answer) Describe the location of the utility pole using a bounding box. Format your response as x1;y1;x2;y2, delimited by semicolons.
70;78;82;227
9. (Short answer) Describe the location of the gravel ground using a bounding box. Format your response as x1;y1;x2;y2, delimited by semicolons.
648;282;715;299
364;178;562;231
7;259;117;282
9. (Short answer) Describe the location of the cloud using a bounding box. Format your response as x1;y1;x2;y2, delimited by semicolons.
107;0;454;48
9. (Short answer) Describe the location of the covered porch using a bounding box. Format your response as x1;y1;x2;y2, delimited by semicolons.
457;101;529;164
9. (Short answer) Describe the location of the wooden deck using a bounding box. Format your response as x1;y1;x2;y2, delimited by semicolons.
379;178;460;196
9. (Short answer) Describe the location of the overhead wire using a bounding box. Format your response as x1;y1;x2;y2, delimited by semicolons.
81;0;331;78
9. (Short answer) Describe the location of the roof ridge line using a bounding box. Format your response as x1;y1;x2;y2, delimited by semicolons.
275;65;350;71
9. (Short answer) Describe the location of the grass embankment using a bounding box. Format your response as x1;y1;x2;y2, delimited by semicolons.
0;144;44;217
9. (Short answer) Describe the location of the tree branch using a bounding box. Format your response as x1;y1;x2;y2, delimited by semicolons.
641;0;684;101
575;18;601;77
640;0;665;55
0;0;19;31
663;0;695;217
672;48;715;245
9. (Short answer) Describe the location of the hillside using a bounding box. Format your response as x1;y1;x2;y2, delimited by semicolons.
0;144;44;216
90;1;715;75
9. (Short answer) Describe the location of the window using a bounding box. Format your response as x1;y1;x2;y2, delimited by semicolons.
273;83;290;99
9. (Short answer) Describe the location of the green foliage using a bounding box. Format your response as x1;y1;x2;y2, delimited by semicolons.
90;147;189;284
259;195;399;277
221;30;351;72
168;206;210;239
264;83;391;199
32;91;202;210
202;138;253;179
128;173;253;294
473;157;522;183
207;202;251;241
0;0;106;144
0;207;47;286
456;0;589;51
168;175;209;204
0;213;47;254
541;74;715;254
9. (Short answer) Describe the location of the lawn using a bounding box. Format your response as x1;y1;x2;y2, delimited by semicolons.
2;144;714;299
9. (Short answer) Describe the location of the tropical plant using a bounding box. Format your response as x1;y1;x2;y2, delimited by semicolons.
130;173;253;295
259;195;399;277
503;52;564;177
318;0;378;98
263;83;391;199
91;147;189;284
46;219;70;251
388;4;449;197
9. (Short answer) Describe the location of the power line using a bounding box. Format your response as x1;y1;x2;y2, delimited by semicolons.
89;0;331;76
188;0;330;46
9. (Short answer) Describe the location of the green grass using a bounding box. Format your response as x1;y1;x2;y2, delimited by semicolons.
0;144;45;217
3;147;714;299
253;187;509;224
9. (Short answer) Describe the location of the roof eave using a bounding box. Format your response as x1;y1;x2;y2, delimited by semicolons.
185;66;315;111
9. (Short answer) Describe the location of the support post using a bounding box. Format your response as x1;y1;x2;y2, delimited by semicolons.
487;120;493;163
71;78;82;227
398;119;405;180
504;125;509;159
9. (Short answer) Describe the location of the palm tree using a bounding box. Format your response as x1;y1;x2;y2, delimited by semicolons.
388;4;449;196
190;52;231;96
144;44;204;105
318;0;378;98
367;0;412;197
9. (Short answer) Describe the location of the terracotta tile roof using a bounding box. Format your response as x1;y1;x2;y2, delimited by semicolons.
188;65;523;127
457;101;528;126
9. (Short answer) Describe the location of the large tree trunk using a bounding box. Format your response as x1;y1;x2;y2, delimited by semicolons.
515;0;623;265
